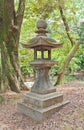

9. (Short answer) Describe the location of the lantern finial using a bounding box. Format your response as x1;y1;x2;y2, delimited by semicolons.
37;20;47;29
35;20;48;35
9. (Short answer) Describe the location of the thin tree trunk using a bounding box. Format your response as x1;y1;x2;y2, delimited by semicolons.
0;50;1;86
0;0;3;89
54;0;80;85
55;42;80;85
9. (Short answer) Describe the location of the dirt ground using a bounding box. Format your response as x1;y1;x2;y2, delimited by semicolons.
0;81;84;130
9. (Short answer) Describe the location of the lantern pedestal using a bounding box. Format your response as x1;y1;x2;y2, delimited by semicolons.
18;91;69;122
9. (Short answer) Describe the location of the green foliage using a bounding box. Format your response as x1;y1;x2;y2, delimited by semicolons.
19;0;84;75
75;45;84;70
69;57;81;71
80;54;84;70
19;45;33;75
64;73;84;83
21;65;33;75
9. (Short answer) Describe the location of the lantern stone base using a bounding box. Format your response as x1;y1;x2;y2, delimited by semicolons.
17;91;69;122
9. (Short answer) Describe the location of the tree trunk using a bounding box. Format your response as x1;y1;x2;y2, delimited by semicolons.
0;0;3;89
54;42;80;85
0;0;27;92
1;41;22;92
54;0;80;85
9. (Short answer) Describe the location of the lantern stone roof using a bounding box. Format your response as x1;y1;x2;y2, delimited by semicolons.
22;20;63;49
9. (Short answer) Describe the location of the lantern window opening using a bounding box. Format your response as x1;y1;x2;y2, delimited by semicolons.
44;50;48;59
37;51;41;59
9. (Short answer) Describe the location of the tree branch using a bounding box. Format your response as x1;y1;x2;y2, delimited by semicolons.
16;0;25;29
58;0;74;46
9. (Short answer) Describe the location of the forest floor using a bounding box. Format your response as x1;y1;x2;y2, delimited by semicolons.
0;80;84;130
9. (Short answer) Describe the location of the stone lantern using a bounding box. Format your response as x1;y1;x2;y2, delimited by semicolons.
18;20;69;122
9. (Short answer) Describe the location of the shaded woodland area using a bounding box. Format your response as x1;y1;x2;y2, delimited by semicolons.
0;0;84;92
0;0;84;130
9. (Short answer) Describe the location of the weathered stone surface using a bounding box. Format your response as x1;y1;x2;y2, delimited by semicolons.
30;67;56;94
18;99;69;122
17;91;69;122
23;92;63;108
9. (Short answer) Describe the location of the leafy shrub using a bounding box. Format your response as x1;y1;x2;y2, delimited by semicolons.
20;65;33;75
